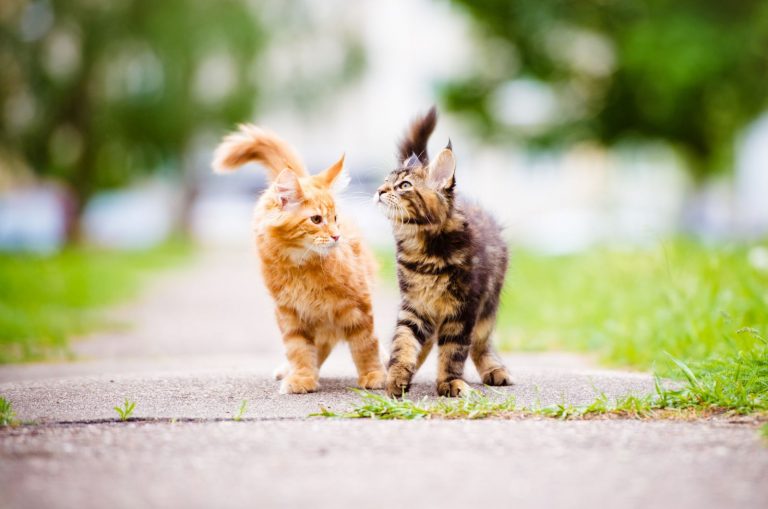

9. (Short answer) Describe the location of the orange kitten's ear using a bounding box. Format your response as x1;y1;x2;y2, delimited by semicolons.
274;169;303;209
317;154;349;192
427;147;455;190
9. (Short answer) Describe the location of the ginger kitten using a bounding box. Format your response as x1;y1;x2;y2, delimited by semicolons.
213;125;385;394
375;108;512;397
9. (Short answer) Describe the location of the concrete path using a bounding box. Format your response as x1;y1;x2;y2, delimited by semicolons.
1;250;766;509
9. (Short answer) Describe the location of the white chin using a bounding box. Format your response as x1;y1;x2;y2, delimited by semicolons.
377;202;396;220
312;245;336;255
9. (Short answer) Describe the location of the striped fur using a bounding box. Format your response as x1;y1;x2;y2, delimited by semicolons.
376;109;512;397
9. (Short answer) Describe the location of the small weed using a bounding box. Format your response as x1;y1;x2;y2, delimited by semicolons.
761;423;768;442
0;396;18;426
113;399;136;421
233;400;248;421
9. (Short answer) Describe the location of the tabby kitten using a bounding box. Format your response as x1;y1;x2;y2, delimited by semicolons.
376;107;512;397
213;125;385;394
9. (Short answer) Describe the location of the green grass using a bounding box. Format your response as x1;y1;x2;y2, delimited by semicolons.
497;240;767;371
313;389;518;420
313;388;664;420
761;423;768;441
233;399;248;421
315;354;768;420
0;240;190;363
0;396;18;426
113;399;136;421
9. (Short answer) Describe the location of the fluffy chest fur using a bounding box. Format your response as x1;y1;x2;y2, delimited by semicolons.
255;202;375;335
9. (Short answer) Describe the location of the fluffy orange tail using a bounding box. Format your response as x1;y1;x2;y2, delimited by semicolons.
212;124;308;179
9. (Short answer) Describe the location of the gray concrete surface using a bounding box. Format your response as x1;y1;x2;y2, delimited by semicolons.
1;250;766;509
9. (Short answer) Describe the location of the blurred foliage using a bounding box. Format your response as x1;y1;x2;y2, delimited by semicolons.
0;240;190;363
0;0;364;213
443;0;768;178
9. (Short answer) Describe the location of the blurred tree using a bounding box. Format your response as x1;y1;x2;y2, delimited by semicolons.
0;0;364;240
443;0;768;179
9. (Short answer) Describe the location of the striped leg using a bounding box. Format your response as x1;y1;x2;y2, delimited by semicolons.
276;308;318;394
436;318;473;397
470;312;512;386
385;305;433;397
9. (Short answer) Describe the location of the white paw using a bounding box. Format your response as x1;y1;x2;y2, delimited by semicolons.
279;374;318;394
273;363;290;381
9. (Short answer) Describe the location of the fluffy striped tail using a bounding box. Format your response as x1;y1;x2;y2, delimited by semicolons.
397;106;437;166
212;124;308;180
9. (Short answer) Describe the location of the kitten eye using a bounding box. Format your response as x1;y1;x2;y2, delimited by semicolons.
334;215;337;223
398;181;412;190
310;215;323;224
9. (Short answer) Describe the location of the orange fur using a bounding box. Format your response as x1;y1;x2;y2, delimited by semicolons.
212;126;384;394
212;124;308;179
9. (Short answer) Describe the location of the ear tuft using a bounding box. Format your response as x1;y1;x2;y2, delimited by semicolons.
427;148;456;190
446;138;452;151
274;169;303;209
403;152;421;169
331;165;351;194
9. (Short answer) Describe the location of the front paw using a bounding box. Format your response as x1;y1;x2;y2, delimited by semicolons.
279;374;318;394
358;369;386;390
385;365;413;398
437;379;472;397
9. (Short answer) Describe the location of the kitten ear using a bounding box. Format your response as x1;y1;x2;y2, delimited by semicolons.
427;147;455;190
274;169;303;209
317;154;349;191
403;152;421;169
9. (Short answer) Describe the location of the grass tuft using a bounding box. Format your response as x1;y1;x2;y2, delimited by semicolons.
0;396;18;426
313;389;517;420
114;399;136;421
233;400;248;421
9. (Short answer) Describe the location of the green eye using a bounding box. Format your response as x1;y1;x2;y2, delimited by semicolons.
310;215;322;224
398;181;412;190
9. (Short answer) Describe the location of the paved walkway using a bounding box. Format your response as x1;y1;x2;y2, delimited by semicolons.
1;250;766;509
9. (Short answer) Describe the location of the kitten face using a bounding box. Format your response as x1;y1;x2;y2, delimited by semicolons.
301;186;342;253
266;156;345;256
375;148;456;226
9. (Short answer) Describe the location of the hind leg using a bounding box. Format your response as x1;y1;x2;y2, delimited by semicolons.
470;313;512;386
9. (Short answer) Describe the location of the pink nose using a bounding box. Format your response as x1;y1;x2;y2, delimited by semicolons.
331;235;340;242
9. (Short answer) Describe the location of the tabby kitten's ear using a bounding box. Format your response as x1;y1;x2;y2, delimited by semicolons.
274;169;303;209
427;145;456;190
317;154;350;192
